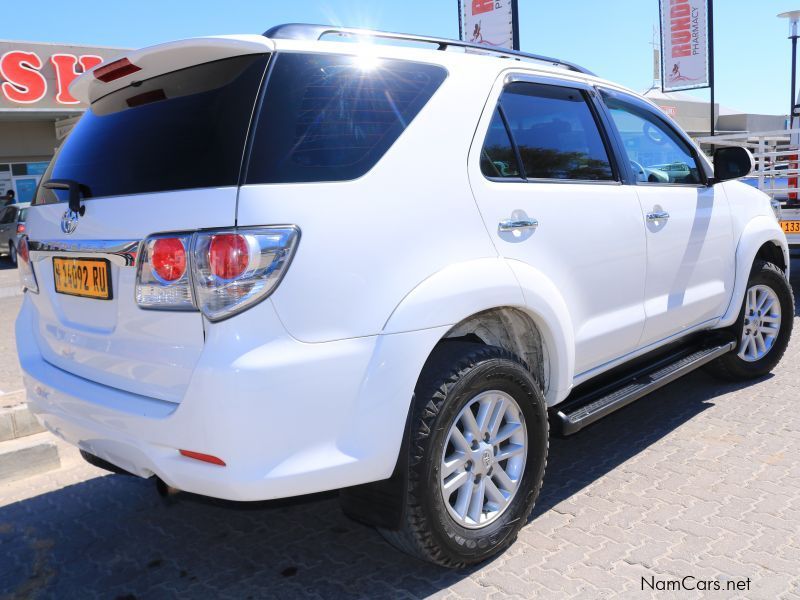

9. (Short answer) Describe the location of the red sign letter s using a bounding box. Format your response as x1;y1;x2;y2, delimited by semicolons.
0;51;47;104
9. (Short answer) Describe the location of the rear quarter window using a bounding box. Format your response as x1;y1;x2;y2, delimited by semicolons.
245;53;447;184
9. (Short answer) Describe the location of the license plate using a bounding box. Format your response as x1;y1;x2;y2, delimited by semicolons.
781;220;800;234
52;257;112;300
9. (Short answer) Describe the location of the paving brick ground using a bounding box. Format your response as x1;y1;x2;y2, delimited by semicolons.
1;259;799;599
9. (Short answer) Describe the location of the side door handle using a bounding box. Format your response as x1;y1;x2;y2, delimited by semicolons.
499;218;538;232
646;211;670;222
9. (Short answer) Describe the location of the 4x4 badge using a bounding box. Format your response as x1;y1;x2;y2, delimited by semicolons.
60;209;80;234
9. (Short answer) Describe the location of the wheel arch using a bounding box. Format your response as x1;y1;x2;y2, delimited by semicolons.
381;257;575;405
443;307;550;399
719;216;790;328
754;240;787;273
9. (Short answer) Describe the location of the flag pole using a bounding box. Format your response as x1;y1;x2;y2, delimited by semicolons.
457;0;463;41
511;0;521;50
708;0;716;139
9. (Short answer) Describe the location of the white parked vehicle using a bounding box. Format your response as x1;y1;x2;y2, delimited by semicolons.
16;24;793;567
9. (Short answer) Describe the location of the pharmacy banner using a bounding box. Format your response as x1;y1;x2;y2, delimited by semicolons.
459;0;518;50
660;0;710;91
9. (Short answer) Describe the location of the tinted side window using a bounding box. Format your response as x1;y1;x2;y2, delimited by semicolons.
602;92;701;185
480;109;521;178
246;53;447;184
496;82;614;181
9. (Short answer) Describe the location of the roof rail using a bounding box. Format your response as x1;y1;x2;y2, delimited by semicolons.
262;23;595;76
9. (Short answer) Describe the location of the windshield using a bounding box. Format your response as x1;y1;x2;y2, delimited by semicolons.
35;54;270;204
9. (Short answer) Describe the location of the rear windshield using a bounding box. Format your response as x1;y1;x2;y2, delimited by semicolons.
245;53;447;184
34;54;269;204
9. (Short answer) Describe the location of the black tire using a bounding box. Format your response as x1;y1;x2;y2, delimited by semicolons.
9;242;16;266
706;260;794;380
380;342;548;568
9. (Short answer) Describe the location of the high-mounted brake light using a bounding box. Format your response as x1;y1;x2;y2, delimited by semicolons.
135;227;300;321
94;57;141;83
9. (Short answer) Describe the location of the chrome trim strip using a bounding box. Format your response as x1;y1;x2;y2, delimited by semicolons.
28;239;141;267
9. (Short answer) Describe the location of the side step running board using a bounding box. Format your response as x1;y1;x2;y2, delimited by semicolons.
556;340;736;436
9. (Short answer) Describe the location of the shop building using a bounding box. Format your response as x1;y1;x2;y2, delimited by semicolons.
0;40;126;201
642;86;788;138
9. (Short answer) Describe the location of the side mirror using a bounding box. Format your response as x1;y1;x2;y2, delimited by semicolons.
713;146;754;182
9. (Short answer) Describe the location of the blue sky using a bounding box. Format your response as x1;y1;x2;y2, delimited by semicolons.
2;0;797;115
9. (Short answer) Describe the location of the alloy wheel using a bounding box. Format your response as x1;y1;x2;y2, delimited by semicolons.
738;284;782;362
440;390;527;529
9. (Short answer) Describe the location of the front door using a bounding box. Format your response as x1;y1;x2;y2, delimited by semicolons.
600;90;735;348
468;76;647;376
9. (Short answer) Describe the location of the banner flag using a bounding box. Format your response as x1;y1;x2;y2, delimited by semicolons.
660;0;710;92
459;0;518;51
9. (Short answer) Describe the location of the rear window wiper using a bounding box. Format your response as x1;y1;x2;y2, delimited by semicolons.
42;179;91;215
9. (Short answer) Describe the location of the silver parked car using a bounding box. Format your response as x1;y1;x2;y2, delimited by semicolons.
0;203;30;265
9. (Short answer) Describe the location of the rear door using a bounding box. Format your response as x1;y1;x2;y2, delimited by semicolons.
599;89;735;348
468;74;647;376
24;47;270;403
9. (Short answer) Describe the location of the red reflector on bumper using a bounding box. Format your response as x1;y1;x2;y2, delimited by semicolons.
94;58;141;82
179;449;226;466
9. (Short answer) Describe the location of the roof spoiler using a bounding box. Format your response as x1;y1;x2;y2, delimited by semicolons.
69;35;274;104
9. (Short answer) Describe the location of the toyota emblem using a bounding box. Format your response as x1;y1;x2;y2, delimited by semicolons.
60;209;80;234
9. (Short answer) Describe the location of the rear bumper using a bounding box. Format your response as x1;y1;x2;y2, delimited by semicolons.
16;296;446;501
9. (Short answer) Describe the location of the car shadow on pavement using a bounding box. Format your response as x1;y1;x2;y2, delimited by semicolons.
0;260;796;599
0;371;766;600
533;370;768;521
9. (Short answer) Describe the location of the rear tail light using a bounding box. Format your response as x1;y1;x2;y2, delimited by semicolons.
208;234;249;280
17;237;38;294
136;226;300;321
151;238;187;282
16;223;25;234
136;234;194;309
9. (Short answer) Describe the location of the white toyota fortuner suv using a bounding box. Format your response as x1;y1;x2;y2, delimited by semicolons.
16;24;793;567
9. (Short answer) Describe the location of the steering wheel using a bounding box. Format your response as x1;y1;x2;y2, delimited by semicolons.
630;160;647;182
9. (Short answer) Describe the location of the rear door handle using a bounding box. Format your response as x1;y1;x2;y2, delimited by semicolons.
499;218;538;232
646;211;670;222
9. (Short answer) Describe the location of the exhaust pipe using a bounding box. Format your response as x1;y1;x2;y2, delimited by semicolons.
155;477;180;503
